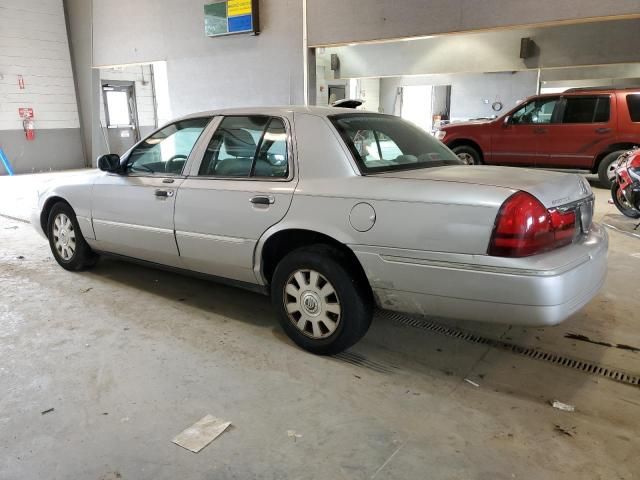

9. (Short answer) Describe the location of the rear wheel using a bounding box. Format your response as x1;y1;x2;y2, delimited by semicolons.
452;145;481;165
598;150;625;189
47;202;99;271
611;182;640;218
271;245;372;355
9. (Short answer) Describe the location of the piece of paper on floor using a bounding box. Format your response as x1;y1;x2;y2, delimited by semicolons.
172;415;232;453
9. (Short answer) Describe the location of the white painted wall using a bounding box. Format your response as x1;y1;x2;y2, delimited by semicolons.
379;71;539;121
0;0;80;131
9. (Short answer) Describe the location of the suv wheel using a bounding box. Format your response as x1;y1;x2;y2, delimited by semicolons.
452;145;481;165
47;202;99;271
598;150;625;188
271;245;372;355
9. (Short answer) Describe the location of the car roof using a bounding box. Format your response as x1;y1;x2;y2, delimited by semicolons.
177;105;379;120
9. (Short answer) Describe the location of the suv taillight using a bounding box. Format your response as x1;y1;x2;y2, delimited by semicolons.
489;191;576;257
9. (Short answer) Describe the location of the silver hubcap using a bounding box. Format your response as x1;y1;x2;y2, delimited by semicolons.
457;152;475;165
284;269;341;339
53;213;76;261
607;160;620;181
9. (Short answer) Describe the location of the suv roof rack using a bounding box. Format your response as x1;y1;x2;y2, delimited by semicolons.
563;86;640;93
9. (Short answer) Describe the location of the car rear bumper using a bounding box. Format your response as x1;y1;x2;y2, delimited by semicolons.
352;223;608;326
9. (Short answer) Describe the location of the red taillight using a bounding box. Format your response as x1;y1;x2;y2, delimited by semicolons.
489;191;576;257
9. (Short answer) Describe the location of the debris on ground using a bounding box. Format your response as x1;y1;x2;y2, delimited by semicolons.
80;287;93;293
172;415;232;453
464;378;480;387
554;424;576;437
550;400;575;412
16;255;24;260
287;430;303;441
41;408;54;415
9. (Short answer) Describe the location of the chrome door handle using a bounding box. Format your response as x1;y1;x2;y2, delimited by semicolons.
250;195;275;205
155;189;174;198
595;127;611;134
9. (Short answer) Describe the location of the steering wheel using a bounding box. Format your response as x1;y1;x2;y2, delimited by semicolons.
165;154;188;173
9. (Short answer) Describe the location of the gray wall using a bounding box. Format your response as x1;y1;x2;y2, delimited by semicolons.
327;19;640;79
379;72;539;121
64;0;100;166
91;0;304;117
307;0;640;46
0;129;85;174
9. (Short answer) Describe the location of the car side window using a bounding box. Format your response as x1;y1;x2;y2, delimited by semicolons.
627;94;640;122
254;118;289;178
510;98;559;125
127;118;210;175
562;96;610;123
198;116;289;178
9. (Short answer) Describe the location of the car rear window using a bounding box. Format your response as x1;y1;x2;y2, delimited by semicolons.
330;114;462;174
627;94;640;122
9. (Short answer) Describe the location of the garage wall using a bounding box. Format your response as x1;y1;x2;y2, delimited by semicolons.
0;0;84;174
327;19;640;80
379;71;539;121
91;0;304;118
307;0;640;46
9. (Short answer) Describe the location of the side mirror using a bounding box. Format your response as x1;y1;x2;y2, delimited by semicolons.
97;154;121;173
502;116;511;127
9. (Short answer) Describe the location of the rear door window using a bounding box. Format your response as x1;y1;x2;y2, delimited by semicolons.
198;116;289;178
627;94;640;122
562;96;610;123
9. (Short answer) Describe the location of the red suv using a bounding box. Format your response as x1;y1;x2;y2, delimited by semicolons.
437;88;640;187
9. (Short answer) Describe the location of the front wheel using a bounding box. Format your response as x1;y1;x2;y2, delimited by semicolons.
611;182;640;218
271;245;373;355
47;202;99;271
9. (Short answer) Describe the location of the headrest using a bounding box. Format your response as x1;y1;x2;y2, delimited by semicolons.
223;128;256;157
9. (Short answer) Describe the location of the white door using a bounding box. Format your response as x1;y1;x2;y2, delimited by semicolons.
91;118;211;265
174;115;296;284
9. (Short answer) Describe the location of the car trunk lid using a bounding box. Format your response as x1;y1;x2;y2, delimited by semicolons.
376;165;593;209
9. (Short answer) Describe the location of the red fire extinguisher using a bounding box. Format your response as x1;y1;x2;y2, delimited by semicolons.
23;117;35;141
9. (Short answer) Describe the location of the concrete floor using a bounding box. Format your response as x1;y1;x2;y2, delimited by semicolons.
1;171;639;479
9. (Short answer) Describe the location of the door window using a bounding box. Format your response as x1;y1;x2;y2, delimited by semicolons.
198;116;289;178
562;96;610;123
127;118;210;175
626;94;640;122
510;98;559;125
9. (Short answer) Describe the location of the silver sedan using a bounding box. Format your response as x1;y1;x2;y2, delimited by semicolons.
32;107;608;354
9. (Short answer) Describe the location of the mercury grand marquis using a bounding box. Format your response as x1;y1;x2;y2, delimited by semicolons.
32;107;608;354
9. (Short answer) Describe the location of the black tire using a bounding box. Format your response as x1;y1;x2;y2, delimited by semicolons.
451;145;482;165
598;150;626;189
47;202;99;271
611;182;640;219
271;244;373;355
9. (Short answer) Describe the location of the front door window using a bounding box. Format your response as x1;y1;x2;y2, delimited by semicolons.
127;118;210;175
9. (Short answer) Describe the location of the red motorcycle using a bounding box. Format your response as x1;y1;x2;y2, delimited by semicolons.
611;148;640;219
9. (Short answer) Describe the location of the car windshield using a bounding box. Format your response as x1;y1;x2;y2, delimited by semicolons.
330;113;462;174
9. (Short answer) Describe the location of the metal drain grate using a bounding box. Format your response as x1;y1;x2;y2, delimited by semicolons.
378;310;640;387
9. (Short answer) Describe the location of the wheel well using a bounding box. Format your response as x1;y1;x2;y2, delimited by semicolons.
40;196;69;237
260;229;372;295
447;139;484;162
593;143;639;173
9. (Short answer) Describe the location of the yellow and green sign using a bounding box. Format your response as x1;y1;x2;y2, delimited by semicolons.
204;0;259;37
